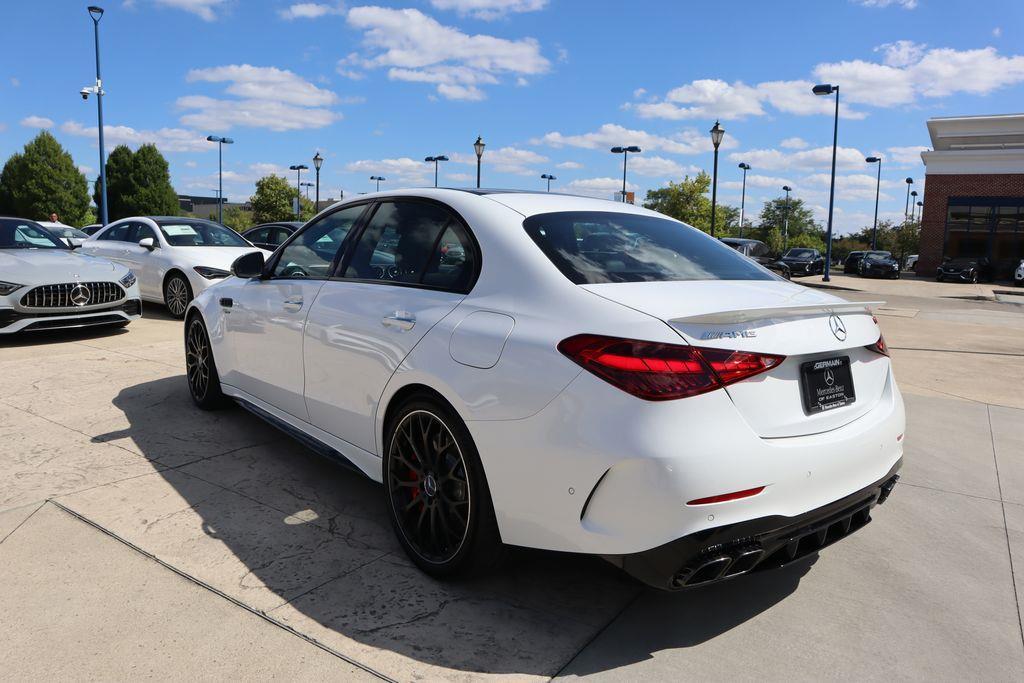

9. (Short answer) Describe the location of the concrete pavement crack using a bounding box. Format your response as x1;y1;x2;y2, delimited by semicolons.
0;501;46;545
987;405;1024;655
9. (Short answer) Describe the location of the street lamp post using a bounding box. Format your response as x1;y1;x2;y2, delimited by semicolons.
206;135;234;224
288;164;308;219
541;173;556;192
87;6;108;226
709;121;725;237
301;181;314;199
737;162;751;238
474;136;485;189
424;155;448;188
312;151;323;209
782;185;793;252
904;177;914;220
866;156;882;250
812;83;840;281
370;175;385;192
916;200;924;222
610;146;641;202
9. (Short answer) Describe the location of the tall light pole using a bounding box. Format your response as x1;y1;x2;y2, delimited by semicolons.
866;155;882;250
474;136;485;188
737;162;750;238
312;151;323;209
370;175;385;192
541;173;556;192
916;200;923;222
87;6;108;226
610;146;641;202
813;83;840;281
904;177;914;220
301;181;314;199
782;185;793;252
206;135;233;224
425;155;448;188
289;164;308;219
709;121;725;237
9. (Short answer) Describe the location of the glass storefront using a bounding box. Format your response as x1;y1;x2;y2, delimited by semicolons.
944;198;1024;279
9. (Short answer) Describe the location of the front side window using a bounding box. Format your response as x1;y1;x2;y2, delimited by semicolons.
273;204;365;278
99;223;130;241
0;218;65;249
158;220;249;247
523;211;773;284
343;201;469;288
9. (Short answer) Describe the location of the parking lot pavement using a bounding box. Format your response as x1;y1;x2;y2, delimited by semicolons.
2;292;1024;679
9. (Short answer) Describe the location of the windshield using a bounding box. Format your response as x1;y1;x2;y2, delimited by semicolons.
784;248;816;258
865;251;892;260
158;220;250;247
0;218;66;249
523;211;774;284
54;227;88;238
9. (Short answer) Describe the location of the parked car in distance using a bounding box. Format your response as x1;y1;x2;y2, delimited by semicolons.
936;256;992;283
183;189;903;591
39;222;89;249
779;247;825;276
844;251;866;274
81;216;270;319
241;222;302;252
0;217;141;334
719;237;790;279
858;251;900;279
81;224;104;236
905;254;919;271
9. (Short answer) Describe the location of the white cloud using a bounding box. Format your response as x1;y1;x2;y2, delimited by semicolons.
803;172;898;201
630;79;765;120
533;123;736;155
854;0;917;8
78;165;94;176
875;40;926;68
429;0;547;20
61;120;210;153
178;64;341;131
344;6;549;100
345;157;431;183
564;176;637;199
721;174;794;191
153;0;228;21
780;137;809;149
727;145;868;172
632;87;647;99
451;145;547;175
886;145;929;166
185;160;198;168
628;155;699;178
556;160;582;169
278;2;345;20
20;115;53;128
446;172;473;182
993;27;1002;38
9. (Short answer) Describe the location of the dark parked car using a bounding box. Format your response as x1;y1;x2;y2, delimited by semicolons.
844;250;866;274
779;247;825;276
936;256;992;283
858;251;900;279
241;222;302;251
719;237;791;279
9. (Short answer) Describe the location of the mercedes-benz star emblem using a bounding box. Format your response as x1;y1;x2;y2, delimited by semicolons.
829;314;847;341
70;283;91;307
824;369;835;386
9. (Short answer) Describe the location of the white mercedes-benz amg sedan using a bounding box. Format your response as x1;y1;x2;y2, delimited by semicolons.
81;216;270;319
183;189;904;590
0;217;141;334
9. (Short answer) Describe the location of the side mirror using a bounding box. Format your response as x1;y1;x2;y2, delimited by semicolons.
138;237;156;250
231;251;265;279
70;242;81;250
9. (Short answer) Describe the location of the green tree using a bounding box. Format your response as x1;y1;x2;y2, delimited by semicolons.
0;131;90;224
642;172;736;234
250;175;299;223
754;196;823;251
222;206;253;232
95;144;178;220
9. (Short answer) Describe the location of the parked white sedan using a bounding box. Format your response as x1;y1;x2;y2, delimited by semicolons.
82;216;269;318
0;217;141;334
184;189;904;590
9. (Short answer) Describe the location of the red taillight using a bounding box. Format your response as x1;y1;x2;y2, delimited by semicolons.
557;334;785;401
865;333;889;356
687;486;765;506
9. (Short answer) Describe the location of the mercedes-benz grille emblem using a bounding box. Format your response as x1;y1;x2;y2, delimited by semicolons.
829;314;847;341
70;283;91;307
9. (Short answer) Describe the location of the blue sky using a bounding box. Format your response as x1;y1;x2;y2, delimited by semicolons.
2;0;1023;233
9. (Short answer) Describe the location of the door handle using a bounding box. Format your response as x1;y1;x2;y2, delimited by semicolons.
283;296;303;310
382;312;416;331
219;297;233;308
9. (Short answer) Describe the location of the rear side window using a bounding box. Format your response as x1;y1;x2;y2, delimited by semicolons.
523;211;774;284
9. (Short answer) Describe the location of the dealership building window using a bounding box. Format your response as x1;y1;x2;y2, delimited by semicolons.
943;199;1024;277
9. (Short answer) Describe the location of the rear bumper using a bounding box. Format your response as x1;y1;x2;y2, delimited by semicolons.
608;459;902;590
0;299;141;334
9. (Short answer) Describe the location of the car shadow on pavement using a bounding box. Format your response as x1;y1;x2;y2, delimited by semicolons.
85;374;810;678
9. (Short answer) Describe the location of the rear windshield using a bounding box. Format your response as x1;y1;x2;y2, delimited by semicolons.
523;211;774;284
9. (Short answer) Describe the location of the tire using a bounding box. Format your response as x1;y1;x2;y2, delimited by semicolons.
185;315;229;410
936;274;943;282
383;396;503;579
970;272;979;284
164;272;193;319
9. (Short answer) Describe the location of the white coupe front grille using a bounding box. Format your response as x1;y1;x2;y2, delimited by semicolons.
19;282;125;309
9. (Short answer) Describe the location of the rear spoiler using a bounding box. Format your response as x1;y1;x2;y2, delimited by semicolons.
671;301;885;325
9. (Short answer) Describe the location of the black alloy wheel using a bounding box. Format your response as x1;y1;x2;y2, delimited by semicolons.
185;316;227;409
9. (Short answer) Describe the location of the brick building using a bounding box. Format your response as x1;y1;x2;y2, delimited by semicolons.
917;114;1024;279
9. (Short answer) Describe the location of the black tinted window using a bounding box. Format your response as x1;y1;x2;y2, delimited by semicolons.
273;205;364;278
344;201;460;286
523;211;773;284
99;223;130;241
246;228;270;244
0;219;64;249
